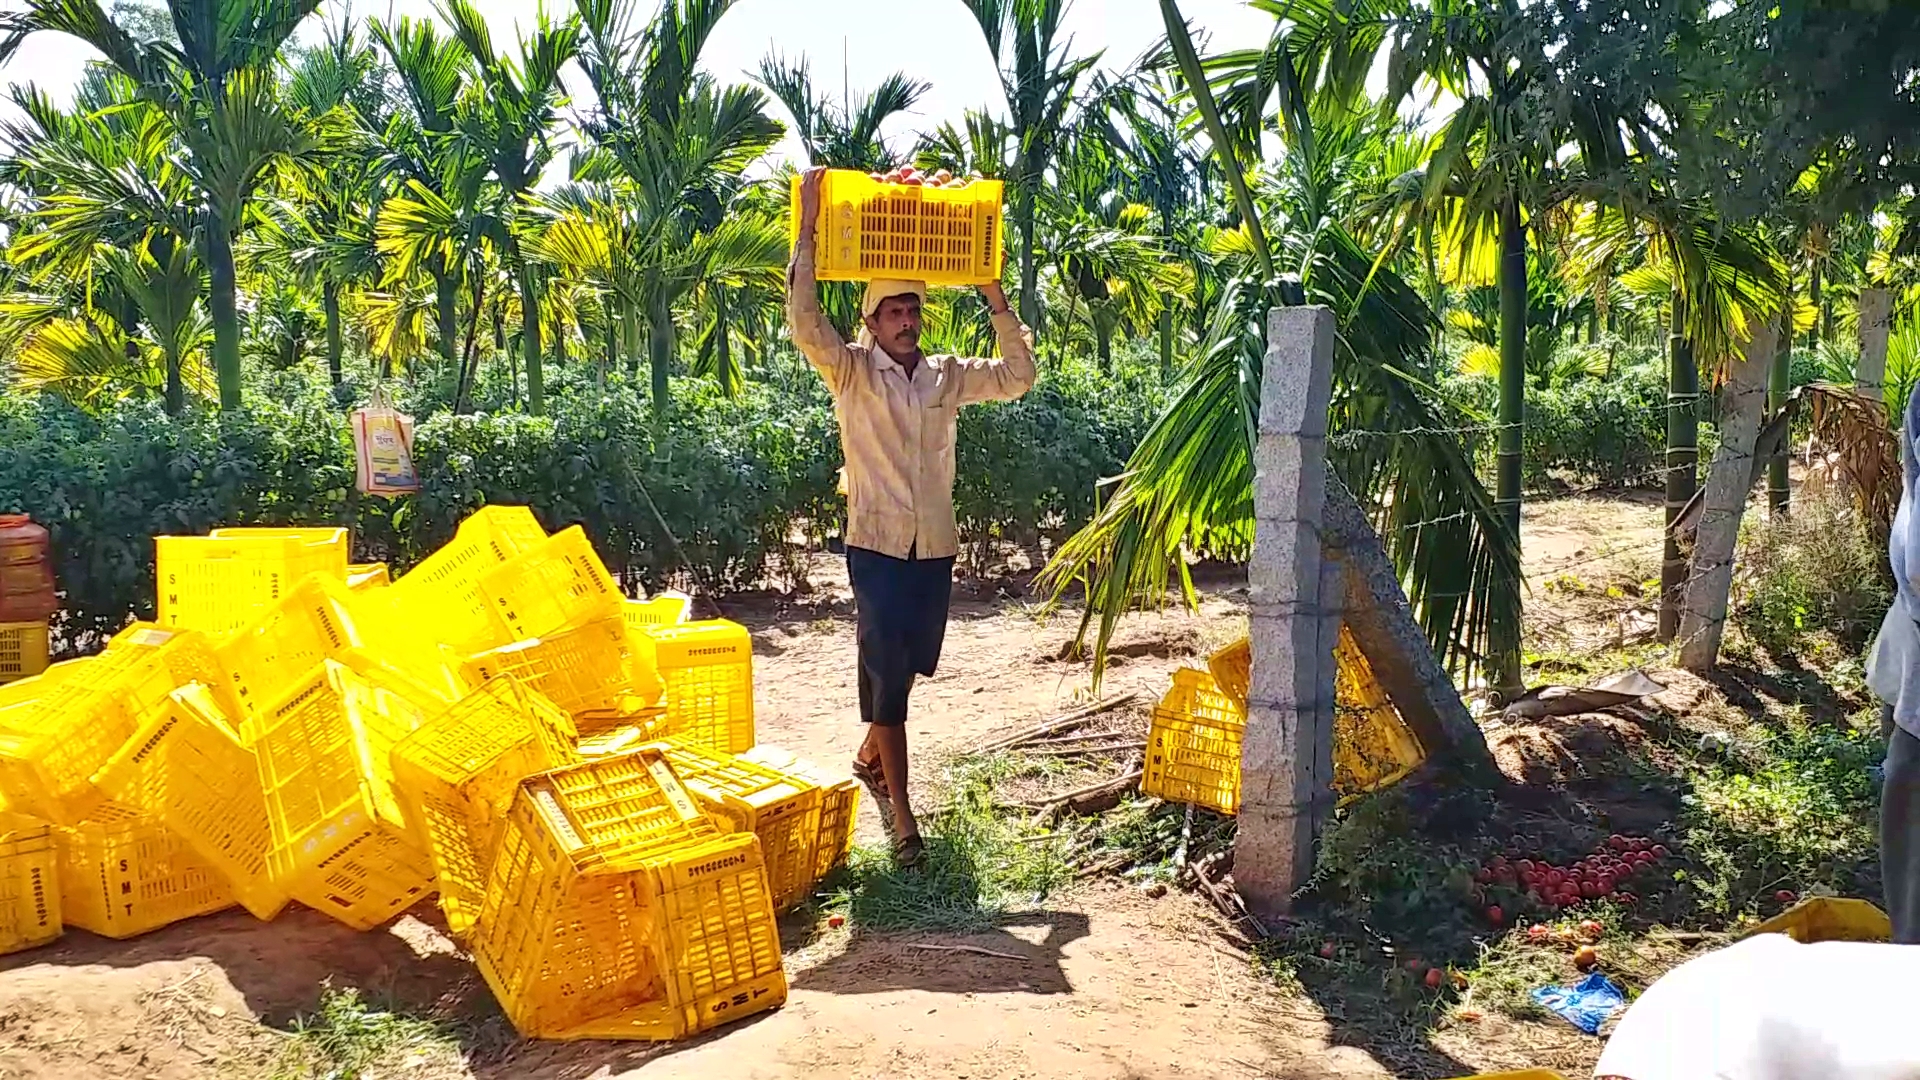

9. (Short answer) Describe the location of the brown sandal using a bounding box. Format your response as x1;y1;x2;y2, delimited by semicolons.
892;832;927;871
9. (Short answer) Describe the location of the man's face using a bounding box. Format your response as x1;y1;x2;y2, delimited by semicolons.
864;293;923;358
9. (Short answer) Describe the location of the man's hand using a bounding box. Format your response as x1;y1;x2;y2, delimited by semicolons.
797;166;826;250
979;280;1010;316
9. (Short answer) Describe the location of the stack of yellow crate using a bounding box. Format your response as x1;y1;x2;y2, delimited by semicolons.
0;504;858;1045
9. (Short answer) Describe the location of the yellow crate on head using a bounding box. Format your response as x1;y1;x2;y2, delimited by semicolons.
463;615;659;720
473;817;784;1041
90;683;287;922
1143;668;1246;816
739;745;859;882
0;622;49;685
0;817;60;955
217;573;365;727
390;505;547;653
252;660;434;929
648;621;755;755
790;169;1005;286
390;676;579;937
657;740;821;912
55;816;232;938
155;528;349;636
477;526;624;642
0;630;229;825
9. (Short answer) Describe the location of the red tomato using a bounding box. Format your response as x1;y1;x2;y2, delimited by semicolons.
1527;924;1551;942
1516;859;1535;875
1320;941;1337;959
1651;845;1670;859
1607;835;1626;850
1775;890;1798;904
1487;905;1505;926
1596;875;1615;894
1405;958;1423;973
1424;967;1444;990
1578;919;1604;940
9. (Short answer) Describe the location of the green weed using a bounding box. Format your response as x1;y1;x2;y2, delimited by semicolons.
272;987;464;1080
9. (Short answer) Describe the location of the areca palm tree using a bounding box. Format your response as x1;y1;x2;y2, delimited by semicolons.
0;0;330;411
574;0;784;419
754;53;926;173
1042;2;1519;686
440;0;578;415
961;0;1100;337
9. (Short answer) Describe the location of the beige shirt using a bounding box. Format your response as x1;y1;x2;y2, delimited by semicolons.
787;251;1036;561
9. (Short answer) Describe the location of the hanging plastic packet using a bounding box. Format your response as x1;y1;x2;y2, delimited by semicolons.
352;388;420;496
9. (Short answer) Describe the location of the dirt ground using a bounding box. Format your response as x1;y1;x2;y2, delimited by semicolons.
0;497;1695;1080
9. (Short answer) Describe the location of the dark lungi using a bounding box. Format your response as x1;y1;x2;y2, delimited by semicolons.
847;546;955;726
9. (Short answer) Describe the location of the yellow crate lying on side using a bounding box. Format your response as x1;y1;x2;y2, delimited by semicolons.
477;526;623;642
462;614;659;719
252;660;435;930
388;505;546;654
739;744;859;882
55;815;233;939
656;739;821;913
0;817;60;955
0;622;49;685
0;630;230;825
156;528;348;636
389;676;578;937
91;683;287;921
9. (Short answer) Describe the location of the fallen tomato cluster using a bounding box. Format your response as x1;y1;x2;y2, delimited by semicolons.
1475;834;1669;911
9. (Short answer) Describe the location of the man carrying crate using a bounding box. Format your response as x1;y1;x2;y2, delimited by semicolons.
787;166;1036;868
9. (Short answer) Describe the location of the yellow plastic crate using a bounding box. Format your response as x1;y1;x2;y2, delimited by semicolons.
155;528;349;636
514;750;717;869
0;630;229;825
0;818;60;955
347;563;390;591
740;745;859;881
790;169;1005;286
473;822;785;1041
1207;637;1250;709
1330;625;1426;800
55;816;232;938
390;676;578;937
1744;896;1891;944
251;660;434;929
1143;668;1246;816
0;622;49;685
477;526;623;641
216;573;364;727
657;740;821;912
389;505;546;653
648;621;755;755
90;683;287;921
574;701;669;741
103;622;183;654
462;615;659;719
623;594;692;631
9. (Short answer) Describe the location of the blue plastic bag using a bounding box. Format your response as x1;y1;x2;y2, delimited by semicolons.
1532;971;1625;1034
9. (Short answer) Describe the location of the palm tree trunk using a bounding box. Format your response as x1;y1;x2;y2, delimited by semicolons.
164;342;184;416
453;270;488;414
1158;307;1174;377
519;260;545;415
207;225;243;411
1018;192;1040;335
323;281;343;388
1659;293;1698;644
1807;260;1823;347
1858;286;1893;402
435;270;459;365
1768;304;1792;518
1095;315;1113;372
1491;192;1526;691
647;291;674;422
1679;318;1777;670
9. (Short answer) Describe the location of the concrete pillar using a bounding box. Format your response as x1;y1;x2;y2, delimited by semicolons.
1237;306;1339;917
1859;286;1893;404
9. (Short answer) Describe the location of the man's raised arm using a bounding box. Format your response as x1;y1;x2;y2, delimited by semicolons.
946;281;1037;405
786;167;855;395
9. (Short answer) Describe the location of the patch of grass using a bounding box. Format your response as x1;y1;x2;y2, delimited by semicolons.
820;752;1073;931
1680;717;1883;917
1732;491;1891;659
272;987;465;1080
